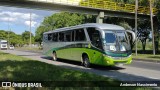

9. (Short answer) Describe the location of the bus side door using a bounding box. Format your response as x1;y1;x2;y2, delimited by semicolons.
86;28;104;64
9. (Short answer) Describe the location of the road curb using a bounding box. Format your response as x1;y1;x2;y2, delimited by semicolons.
133;58;160;63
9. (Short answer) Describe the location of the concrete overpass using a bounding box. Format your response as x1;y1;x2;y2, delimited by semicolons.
0;0;158;22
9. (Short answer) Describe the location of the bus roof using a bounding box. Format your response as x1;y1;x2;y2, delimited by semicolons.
0;40;7;42
44;23;125;34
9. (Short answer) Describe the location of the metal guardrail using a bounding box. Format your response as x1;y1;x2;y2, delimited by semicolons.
80;0;158;15
28;0;158;15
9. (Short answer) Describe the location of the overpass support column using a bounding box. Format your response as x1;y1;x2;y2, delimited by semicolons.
96;12;104;23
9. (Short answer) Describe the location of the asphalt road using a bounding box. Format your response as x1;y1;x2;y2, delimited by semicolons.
1;50;160;82
130;60;160;71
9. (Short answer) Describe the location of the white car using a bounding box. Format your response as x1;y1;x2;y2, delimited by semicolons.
9;45;14;50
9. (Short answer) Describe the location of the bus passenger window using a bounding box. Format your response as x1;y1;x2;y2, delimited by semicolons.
75;29;86;41
65;31;72;42
48;34;52;41
52;33;58;42
71;31;75;41
59;32;64;42
87;28;102;50
43;34;48;42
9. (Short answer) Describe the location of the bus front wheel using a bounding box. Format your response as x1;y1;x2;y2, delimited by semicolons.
52;52;57;61
83;55;90;68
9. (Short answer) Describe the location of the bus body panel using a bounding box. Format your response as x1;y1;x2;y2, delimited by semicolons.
43;44;132;66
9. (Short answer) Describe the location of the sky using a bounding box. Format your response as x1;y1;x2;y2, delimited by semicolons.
0;6;58;35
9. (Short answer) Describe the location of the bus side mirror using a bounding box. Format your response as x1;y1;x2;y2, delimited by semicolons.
126;30;136;49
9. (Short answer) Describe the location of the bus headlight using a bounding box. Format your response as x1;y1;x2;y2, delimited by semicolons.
106;60;110;64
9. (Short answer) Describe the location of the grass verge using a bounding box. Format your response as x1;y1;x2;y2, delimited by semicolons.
133;53;160;61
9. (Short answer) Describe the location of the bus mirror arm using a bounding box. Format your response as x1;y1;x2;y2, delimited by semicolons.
126;30;136;48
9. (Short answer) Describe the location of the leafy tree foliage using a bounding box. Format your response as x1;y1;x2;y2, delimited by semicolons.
155;1;160;22
22;31;34;45
0;30;8;40
137;29;150;52
118;21;132;30
35;12;95;43
0;30;34;46
137;20;151;52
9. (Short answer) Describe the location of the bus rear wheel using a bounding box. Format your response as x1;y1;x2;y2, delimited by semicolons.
52;52;57;61
83;55;90;68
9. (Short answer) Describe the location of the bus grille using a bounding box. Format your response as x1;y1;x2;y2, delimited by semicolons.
112;57;129;60
2;45;6;47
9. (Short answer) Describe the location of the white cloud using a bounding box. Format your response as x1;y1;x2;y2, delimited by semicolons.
0;11;39;27
0;11;39;20
24;21;38;27
21;13;39;20
0;17;17;22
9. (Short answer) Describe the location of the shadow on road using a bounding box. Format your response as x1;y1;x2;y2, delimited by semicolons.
58;64;160;81
91;65;125;71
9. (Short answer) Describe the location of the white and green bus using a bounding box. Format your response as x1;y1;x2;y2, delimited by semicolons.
43;23;135;67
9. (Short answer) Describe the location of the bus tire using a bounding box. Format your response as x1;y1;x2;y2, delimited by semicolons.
52;52;57;61
83;55;90;68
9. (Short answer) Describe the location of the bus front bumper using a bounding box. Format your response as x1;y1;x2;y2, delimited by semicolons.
103;55;132;66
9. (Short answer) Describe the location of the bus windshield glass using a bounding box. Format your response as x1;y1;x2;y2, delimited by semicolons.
1;42;7;44
104;31;131;52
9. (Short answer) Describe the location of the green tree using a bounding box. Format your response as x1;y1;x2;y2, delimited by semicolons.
35;26;46;44
118;21;132;30
35;12;95;43
0;30;7;40
10;33;24;46
155;0;160;21
0;30;25;46
8;31;17;45
22;31;34;45
13;35;24;47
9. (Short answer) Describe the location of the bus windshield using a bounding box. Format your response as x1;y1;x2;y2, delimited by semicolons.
104;31;131;52
1;42;7;44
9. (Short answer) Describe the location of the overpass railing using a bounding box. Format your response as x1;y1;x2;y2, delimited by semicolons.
79;0;158;15
29;0;158;15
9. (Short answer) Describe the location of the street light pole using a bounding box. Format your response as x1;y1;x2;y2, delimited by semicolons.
149;0;155;55
29;12;32;48
135;0;138;56
8;16;10;48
